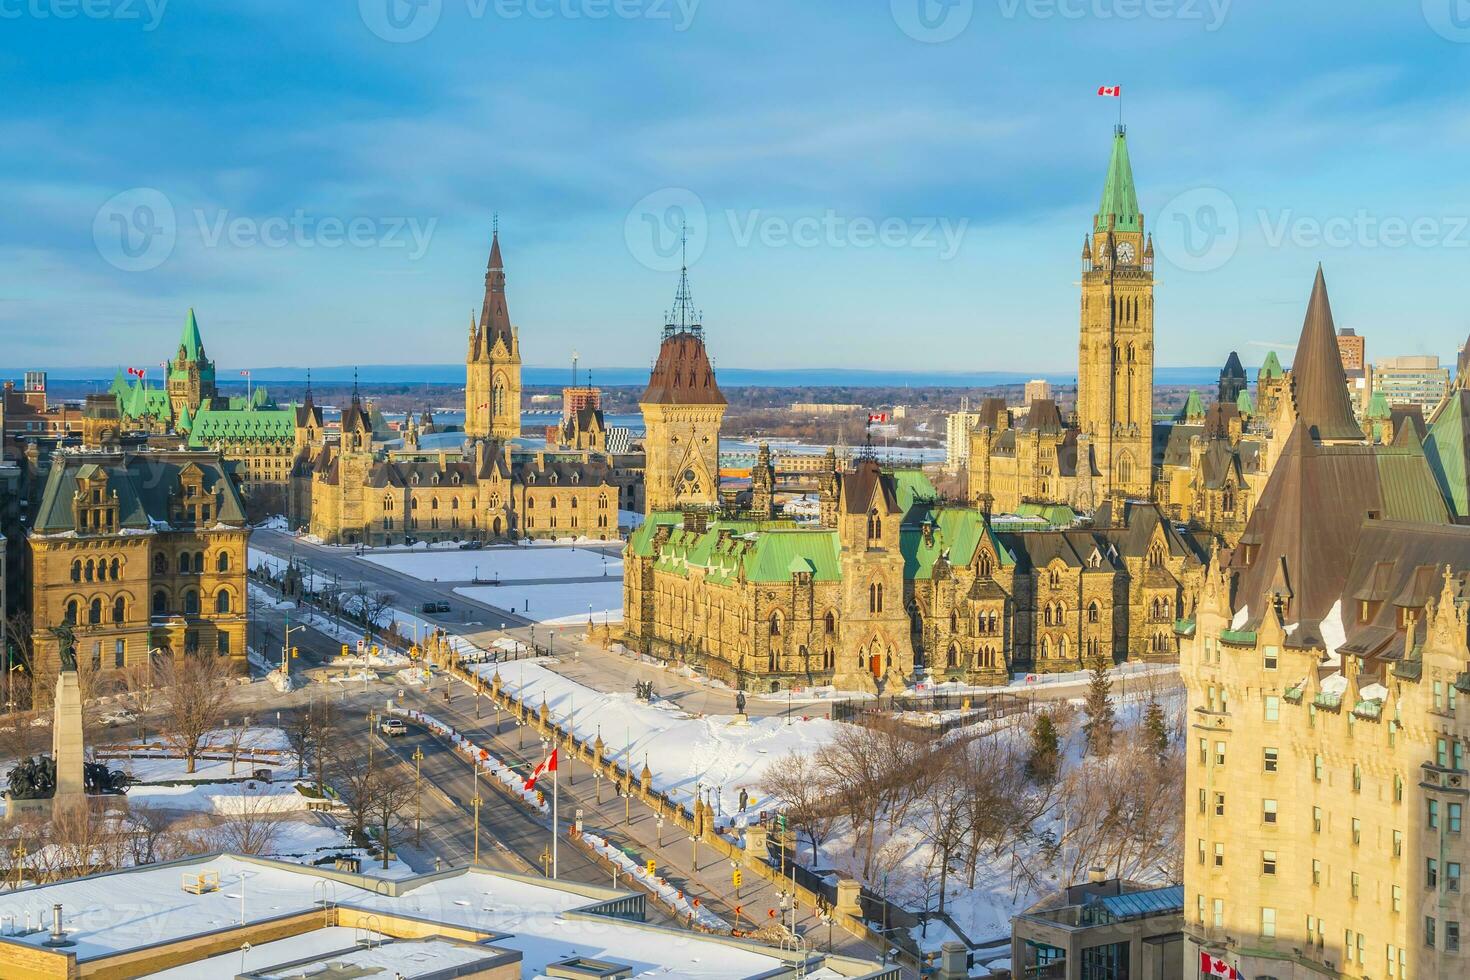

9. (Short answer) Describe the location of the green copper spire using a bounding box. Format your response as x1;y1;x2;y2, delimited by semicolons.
1180;389;1205;420
1260;350;1284;379
1095;128;1141;234
179;308;205;361
176;401;193;433
1236;389;1254;415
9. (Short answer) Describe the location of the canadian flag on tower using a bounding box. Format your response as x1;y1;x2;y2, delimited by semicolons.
1199;952;1240;979
867;413;889;424
523;748;558;792
1098;85;1122;97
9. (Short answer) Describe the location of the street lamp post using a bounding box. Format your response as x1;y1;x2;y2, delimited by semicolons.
412;746;424;847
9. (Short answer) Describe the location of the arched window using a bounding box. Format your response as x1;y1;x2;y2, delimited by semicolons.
571;498;578;509
769;612;782;636
977;552;992;577
65;599;79;625
153;553;166;575
824;611;836;635
178;553;191;575
949;610;958;633
1049;569;1061;589
89;598;102;625
111;557;121;579
216;551;229;573
70;560;81;583
946;645;958;669
869;581;884;614
1088;601;1100;624
152;590;166;615
1117;451;1134;488
113;596;125;624
216;590;231;614
1148;543;1165;568
84;559;94;582
194;552;205;574
867;509;881;542
184;590;199;616
431;499;439;511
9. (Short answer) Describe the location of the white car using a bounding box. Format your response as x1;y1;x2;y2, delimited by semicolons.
378;718;408;737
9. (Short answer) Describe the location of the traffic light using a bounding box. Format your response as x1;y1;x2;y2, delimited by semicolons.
291;647;299;659
645;859;656;876
340;644;348;657
732;868;742;888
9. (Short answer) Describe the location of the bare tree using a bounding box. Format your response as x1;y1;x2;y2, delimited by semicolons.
306;699;338;795
154;653;233;774
351;587;396;639
283;706;314;779
333;747;377;844
34;803;126;883
209;789;284;856
364;764;416;869
759;751;840;865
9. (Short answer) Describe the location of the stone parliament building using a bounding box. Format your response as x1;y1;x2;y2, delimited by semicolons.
621;131;1210;693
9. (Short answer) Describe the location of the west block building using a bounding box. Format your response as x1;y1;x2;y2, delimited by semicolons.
1180;267;1470;980
26;447;250;675
295;230;642;546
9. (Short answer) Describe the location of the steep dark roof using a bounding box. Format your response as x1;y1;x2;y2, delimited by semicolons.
1289;267;1364;442
641;331;725;406
1229;423;1450;630
1337;521;1470;663
1021;399;1066;433
1221;351;1246;380
477;231;514;350
33;450;247;533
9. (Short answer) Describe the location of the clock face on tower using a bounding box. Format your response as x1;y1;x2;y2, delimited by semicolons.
1116;241;1135;265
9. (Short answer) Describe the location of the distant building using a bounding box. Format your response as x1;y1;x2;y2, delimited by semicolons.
1374;353;1450;412
789;402;863;415
1024;378;1053;406
944;410;985;472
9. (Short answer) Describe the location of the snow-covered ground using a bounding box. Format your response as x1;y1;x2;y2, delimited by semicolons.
465;658;840;820
360;543;621;582
454;581;623;625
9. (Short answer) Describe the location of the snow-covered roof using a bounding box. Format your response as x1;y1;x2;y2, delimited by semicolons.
0;856;861;980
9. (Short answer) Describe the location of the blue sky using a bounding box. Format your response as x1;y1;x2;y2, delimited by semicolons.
4;1;1470;376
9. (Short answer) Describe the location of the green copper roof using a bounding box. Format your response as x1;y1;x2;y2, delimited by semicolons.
1425;391;1469;518
1180;390;1205;420
1366;391;1391;420
743;530;842;582
902;506;1015;581
186;407;296;447
180;307;205;361
114;377;169;420
1236;389;1254;415
1260;350;1284;379
1095;130;1141;234
177;403;193;433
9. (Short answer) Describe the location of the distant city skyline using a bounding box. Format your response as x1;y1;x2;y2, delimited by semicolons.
5;3;1470;372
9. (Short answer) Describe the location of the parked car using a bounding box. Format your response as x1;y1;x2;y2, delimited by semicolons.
420;600;452;614
457;540;484;551
379;718;407;737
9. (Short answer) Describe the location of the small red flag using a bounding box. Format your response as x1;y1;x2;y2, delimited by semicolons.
523;747;558;791
240;370;250;377
1098;85;1121;97
1199;952;1238;979
867;413;889;424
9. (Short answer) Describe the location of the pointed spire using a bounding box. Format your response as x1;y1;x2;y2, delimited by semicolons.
352;367;360;403
479;223;513;345
179;307;206;362
663;223;703;339
1095;128;1141;234
1290;265;1364;442
1260;350;1284;379
304;368;313;404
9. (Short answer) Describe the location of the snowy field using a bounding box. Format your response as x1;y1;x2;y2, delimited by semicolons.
454;581;623;625
360;543;621;582
465;658;840;819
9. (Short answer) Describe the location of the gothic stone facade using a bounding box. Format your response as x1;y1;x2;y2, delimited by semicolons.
27;449;250;675
623;460;1203;694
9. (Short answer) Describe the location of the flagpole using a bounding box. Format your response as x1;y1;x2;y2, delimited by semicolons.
552;756;559;879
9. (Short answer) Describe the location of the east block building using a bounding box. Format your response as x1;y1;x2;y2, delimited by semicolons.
1181;267;1470;980
27;448;250;675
